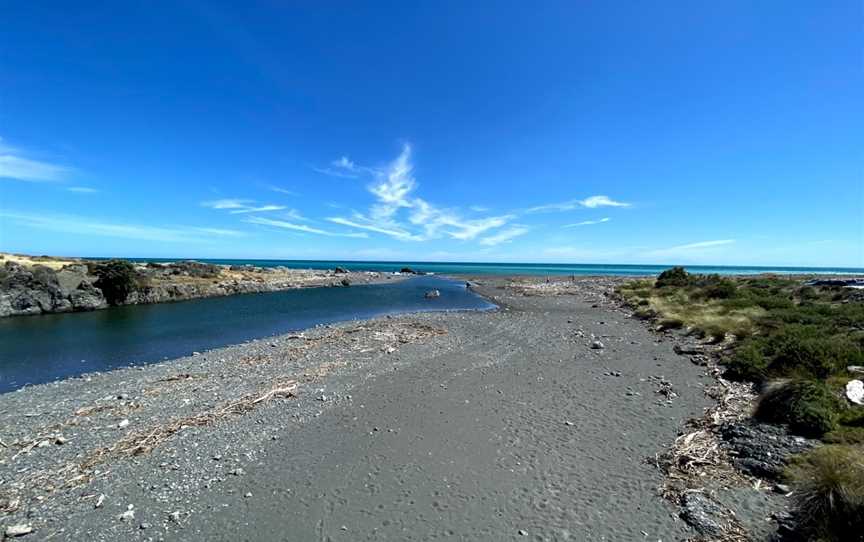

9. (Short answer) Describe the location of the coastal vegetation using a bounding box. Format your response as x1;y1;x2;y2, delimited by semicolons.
92;259;141;305
618;268;864;539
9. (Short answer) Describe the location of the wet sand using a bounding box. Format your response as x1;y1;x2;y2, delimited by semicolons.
0;277;712;541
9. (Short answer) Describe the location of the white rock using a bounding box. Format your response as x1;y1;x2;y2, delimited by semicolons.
846;380;864;405
5;524;33;537
118;509;135;521
118;419;130;428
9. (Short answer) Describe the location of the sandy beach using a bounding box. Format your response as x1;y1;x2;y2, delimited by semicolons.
1;277;727;540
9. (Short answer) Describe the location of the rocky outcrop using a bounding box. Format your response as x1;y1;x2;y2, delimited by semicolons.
719;421;816;479
1;259;396;318
0;262;106;317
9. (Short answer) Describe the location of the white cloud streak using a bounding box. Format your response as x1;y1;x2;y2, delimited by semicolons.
528;195;630;213
661;239;736;251
244;216;368;238
479;226;529;246
67;186;99;194
1;211;244;243
268;186;299;196
565;217;611;227
0;139;69;182
201;199;285;214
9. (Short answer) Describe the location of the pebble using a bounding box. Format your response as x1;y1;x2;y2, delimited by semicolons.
118;419;130;428
140;522;152;530
168;511;182;523
774;484;791;494
230;468;245;476
518;529;528;536
590;340;604;350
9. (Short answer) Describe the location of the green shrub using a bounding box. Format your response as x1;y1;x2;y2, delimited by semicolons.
785;445;864;541
655;266;690;288
94;259;139;306
755;379;839;437
768;326;861;379
724;339;770;381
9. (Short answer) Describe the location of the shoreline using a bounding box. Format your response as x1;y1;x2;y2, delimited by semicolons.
0;275;802;541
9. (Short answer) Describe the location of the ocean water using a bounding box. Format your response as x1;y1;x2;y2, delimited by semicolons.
115;259;864;277
0;276;494;393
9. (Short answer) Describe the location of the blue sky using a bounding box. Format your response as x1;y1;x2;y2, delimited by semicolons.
1;1;861;267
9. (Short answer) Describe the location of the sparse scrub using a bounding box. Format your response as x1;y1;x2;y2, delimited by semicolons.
785;445;864;541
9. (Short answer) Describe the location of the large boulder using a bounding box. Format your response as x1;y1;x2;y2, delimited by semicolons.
56;264;90;292
69;282;106;311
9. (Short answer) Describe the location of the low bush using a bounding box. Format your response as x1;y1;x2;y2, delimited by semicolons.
754;379;839;437
785;445;864;541
94;259;139;306
168;260;221;278
655;266;690;288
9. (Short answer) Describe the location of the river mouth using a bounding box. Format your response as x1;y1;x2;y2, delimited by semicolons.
0;276;495;393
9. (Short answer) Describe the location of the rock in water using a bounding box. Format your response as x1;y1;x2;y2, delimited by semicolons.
847;379;864;405
340;278;351;287
333;267;348;274
424;289;440;299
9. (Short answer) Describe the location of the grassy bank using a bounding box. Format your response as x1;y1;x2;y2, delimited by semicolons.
617;268;864;540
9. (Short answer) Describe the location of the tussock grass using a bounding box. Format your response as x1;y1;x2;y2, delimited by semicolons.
786;445;864;541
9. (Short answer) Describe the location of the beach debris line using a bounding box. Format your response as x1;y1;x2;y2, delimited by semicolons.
82;379;298;464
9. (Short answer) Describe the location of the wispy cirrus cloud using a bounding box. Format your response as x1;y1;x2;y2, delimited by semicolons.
642;239;736;260
312;155;369;179
327;216;421;241
268;185;299;196
244;216;368;238
67;186;99;194
201;198;286;214
327;144;516;243
528;195;630;213
0;210;244;243
663;239;735;251
0;138;69;182
479;226;529;246
565;217;610;227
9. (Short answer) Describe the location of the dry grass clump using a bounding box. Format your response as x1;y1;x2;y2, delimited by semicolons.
786;445;864;541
